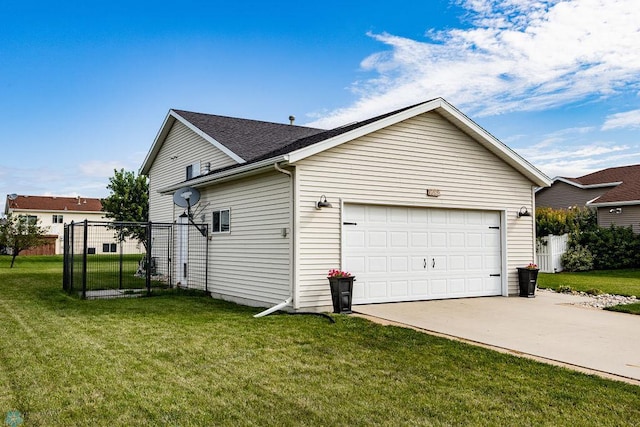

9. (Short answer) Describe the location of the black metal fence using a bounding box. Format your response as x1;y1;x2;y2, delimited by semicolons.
63;220;208;298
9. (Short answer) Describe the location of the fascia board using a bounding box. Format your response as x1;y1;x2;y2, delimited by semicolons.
158;156;287;194
286;99;445;164
587;199;640;207
553;177;622;189
140;110;246;176
286;98;552;188
140;111;176;175
436;102;551;188
171;110;246;164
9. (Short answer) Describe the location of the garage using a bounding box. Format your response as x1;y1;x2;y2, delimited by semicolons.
343;204;503;304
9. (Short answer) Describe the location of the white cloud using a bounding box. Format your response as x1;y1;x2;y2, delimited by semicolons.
78;160;130;178
308;0;640;128
602;109;640;130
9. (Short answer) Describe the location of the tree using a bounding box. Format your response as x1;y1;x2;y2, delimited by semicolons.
101;169;149;247
0;214;49;267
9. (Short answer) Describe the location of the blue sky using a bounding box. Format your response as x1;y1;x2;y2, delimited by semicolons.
2;0;639;213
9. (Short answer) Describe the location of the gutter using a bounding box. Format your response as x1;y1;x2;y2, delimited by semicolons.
253;162;296;318
158;156;288;194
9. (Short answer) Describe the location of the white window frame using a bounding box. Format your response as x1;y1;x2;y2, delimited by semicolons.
186;161;201;180
212;208;231;233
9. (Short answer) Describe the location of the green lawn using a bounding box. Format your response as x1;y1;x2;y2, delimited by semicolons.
1;256;638;426
537;269;640;297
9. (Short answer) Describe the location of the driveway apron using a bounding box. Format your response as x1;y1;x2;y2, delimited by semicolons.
354;291;640;383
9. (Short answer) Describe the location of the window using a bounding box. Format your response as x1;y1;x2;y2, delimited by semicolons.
102;243;117;253
52;214;64;224
212;209;230;233
20;215;38;225
186;161;201;180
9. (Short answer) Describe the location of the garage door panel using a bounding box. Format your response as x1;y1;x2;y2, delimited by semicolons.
431;232;447;247
345;204;502;304
431;279;447;295
368;281;388;298
368;256;387;273
450;232;465;247
449;255;466;270
345;230;365;247
346;256;365;273
390;257;408;272
390;231;408;247
411;280;428;295
390;280;409;296
467;233;483;247
411;232;428;247
368;231;387;247
368;206;388;222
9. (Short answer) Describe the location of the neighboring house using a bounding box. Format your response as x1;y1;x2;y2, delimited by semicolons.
141;97;551;312
536;164;640;231
3;195;141;255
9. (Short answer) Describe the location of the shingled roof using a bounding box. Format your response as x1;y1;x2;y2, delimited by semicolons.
5;195;103;214
172;110;326;162
142;98;551;190
560;164;640;205
171;101;428;169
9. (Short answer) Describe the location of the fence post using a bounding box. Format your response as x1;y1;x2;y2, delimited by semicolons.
118;222;124;290
69;221;75;293
204;223;209;293
146;222;152;295
82;219;88;299
63;224;68;291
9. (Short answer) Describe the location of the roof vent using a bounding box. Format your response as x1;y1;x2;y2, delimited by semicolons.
289;115;295;125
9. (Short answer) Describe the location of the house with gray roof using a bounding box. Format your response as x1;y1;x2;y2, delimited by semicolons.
141;98;551;312
536;164;640;232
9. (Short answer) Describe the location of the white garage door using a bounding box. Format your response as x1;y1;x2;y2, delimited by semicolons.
344;204;502;304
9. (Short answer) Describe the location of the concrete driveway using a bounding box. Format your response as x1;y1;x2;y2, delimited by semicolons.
353;291;640;384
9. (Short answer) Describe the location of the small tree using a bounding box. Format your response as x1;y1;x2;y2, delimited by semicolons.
101;169;149;248
0;214;49;267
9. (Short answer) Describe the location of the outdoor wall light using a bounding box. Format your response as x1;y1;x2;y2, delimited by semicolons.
517;206;531;218
316;195;333;210
609;207;623;214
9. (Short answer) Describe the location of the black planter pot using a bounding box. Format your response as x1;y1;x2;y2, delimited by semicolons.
517;268;539;297
328;276;355;314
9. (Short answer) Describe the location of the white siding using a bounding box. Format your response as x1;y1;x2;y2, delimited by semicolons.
198;171;292;307
294;111;536;309
147;120;238;223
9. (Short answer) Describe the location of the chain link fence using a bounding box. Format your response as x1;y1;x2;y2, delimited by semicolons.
63;220;208;298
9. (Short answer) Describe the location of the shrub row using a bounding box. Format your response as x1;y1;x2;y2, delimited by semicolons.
563;225;640;271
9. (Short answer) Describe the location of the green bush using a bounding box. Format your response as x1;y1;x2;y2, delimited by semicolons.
536;207;597;237
571;225;640;270
561;245;594;272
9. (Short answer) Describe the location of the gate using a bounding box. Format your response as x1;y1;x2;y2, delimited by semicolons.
536;233;569;273
63;220;208;298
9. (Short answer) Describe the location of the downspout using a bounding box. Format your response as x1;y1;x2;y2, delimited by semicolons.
253;163;294;318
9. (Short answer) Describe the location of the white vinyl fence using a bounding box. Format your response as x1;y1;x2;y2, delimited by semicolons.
536;233;569;273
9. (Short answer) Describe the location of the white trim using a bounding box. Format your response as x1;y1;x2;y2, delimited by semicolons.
151;98;549;194
171;110;246;164
587;199;640;207
140;110;245;175
285;98;551;188
211;208;231;233
340;201;506;299
536;177;622;192
158;156;287;194
501;209;508;297
293;166;301;310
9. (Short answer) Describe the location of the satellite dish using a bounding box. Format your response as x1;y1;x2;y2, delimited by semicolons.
7;194;18;200
172;187;200;208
